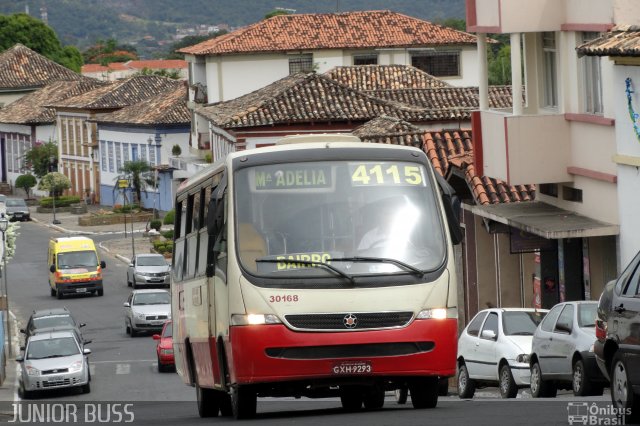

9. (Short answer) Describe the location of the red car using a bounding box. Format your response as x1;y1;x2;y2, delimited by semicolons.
153;321;174;372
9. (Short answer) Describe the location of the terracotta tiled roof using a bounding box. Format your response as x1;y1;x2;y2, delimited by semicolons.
324;65;451;90
197;73;479;129
125;60;187;70
370;86;514;110
577;25;640;57
81;63;129;73
179;10;477;55
0;44;82;90
50;75;184;110
0;79;107;124
353;116;536;205
92;84;190;126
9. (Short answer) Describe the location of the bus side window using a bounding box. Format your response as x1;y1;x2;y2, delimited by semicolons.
173;200;186;280
186;192;200;278
197;186;211;277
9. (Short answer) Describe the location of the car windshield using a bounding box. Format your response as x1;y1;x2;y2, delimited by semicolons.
6;199;26;207
133;292;170;305
33;315;75;330
578;303;597;327
27;337;80;359
163;324;173;338
234;160;446;281
57;250;98;269
502;311;547;336
137;256;167;267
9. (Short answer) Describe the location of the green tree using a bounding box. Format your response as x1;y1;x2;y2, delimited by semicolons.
118;160;155;207
488;44;512;85
134;67;181;79
436;18;466;31
15;174;37;198
24;142;58;179
264;9;294;20
38;172;71;198
0;13;83;72
82;38;138;64
165;32;228;59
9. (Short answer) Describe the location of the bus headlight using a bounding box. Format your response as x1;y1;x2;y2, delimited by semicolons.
231;314;282;325
416;308;457;320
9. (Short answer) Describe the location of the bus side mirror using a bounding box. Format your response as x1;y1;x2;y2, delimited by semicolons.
442;193;463;245
50;264;56;273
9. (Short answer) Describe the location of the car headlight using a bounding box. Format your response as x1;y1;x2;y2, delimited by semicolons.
416;308;458;320
135;312;147;320
516;354;530;364
135;273;147;278
160;349;173;355
69;360;83;373
231;314;281;325
25;365;40;376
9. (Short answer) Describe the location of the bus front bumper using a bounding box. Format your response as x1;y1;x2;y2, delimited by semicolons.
228;318;457;384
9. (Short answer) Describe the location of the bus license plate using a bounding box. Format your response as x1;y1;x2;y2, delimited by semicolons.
332;361;372;375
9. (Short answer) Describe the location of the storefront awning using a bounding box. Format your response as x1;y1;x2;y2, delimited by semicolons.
463;201;619;239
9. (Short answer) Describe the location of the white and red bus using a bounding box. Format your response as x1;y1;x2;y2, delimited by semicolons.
171;134;462;419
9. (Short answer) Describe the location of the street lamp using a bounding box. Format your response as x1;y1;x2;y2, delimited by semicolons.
0;213;12;357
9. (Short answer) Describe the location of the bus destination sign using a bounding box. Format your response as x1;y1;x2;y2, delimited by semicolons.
253;165;332;190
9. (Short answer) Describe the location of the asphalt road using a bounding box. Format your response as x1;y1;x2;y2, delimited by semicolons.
4;222;618;425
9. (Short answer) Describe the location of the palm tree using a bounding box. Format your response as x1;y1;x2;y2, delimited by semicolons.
117;160;155;207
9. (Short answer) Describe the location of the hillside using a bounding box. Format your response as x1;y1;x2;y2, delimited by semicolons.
0;0;466;58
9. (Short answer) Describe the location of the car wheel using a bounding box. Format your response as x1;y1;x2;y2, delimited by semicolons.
56;289;63;299
530;362;557;398
611;352;640;423
340;385;363;411
125;321;130;335
157;355;167;373
499;364;518;399
97;288;104;296
50;287;56;297
129;322;137;337
81;382;91;394
19;382;34;400
363;386;385;410
395;387;408;404
127;275;132;287
196;382;220;418
573;358;594;396
231;385;257;419
457;363;476;399
132;281;138;289
409;377;439;409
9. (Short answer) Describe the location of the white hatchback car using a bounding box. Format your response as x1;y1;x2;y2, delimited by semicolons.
457;308;548;398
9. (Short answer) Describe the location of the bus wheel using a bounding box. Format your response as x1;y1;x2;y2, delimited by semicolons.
363;386;385;410
196;382;220;418
220;392;233;416
340;385;363;411
409;377;438;409
231;385;257;420
395;387;408;404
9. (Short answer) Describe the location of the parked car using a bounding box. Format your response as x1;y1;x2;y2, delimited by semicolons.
153;321;174;372
124;289;171;337
126;253;171;288
594;250;640;422
5;198;30;221
20;307;87;344
529;301;606;397
17;330;91;399
457;308;548;399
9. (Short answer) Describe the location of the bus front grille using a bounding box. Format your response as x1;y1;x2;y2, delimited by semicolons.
284;312;413;330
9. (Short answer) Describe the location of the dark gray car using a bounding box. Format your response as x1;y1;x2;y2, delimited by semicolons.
20;307;86;344
529;301;607;397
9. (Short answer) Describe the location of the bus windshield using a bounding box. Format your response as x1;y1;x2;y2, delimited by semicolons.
234;160;446;279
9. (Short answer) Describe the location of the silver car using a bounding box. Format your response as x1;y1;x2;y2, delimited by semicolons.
17;330;91;398
126;254;171;288
124;289;171;337
5;198;30;221
530;301;607;397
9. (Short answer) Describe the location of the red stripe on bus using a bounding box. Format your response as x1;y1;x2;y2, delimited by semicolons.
228;319;457;384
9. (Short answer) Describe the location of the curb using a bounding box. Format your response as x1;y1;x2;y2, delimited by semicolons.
98;241;131;265
32;217;147;236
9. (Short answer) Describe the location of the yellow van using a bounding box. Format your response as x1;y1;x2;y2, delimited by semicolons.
48;237;106;299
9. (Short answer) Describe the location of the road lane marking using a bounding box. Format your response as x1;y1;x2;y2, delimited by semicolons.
91;359;155;364
116;364;131;375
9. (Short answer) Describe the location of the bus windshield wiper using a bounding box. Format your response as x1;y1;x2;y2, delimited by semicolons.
255;258;355;285
330;257;424;276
